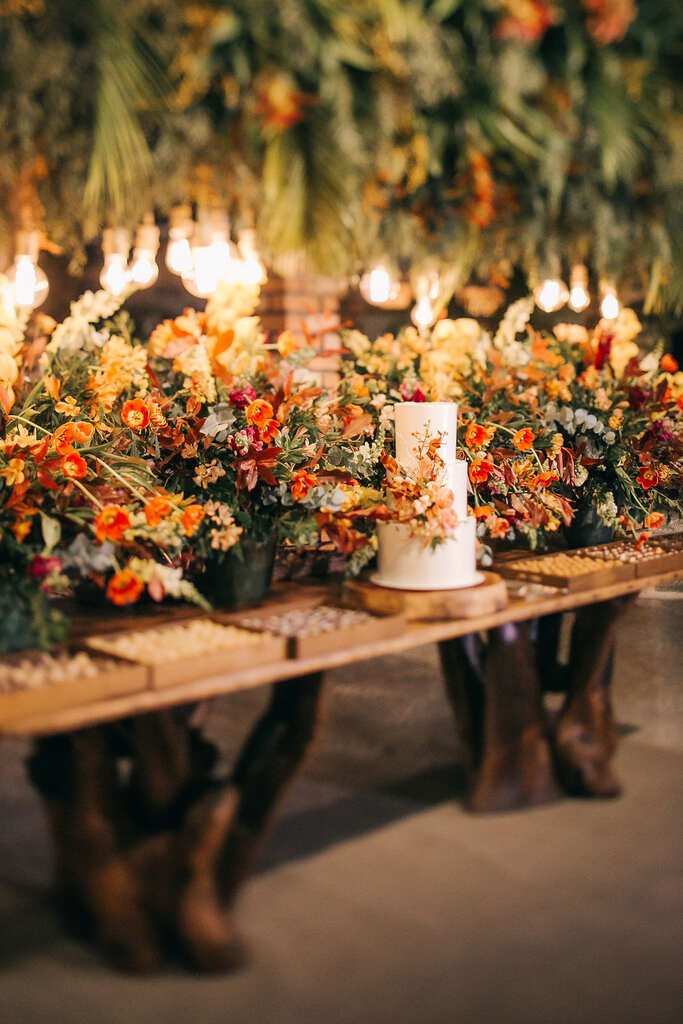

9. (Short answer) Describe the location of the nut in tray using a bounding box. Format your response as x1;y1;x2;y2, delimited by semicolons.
83;618;288;689
0;650;146;725
233;604;405;659
497;551;635;591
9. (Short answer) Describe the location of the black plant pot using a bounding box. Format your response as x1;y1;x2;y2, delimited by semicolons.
566;507;615;548
201;535;276;609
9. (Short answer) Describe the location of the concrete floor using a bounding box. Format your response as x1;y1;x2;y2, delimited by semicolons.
0;597;681;1023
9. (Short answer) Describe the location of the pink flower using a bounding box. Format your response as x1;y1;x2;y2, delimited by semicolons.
228;385;257;409
28;555;62;580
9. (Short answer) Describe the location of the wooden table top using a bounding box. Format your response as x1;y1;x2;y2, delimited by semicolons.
2;568;680;738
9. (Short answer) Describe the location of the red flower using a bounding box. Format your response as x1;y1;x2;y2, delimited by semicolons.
512;428;536;451
469;458;494;484
292;470;318;501
107;569;144;607
465;423;495;448
52;422;77;455
72;421;95;444
28;555;62;580
259;418;280;444
62;452;88;479
531;471;558;489
661;354;679;373
121;398;150;431
94;505;131;542
637;467;659;490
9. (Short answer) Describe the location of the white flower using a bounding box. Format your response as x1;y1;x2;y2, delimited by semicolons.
604;430;616;444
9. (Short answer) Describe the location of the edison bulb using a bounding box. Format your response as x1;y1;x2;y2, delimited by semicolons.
166;234;193;275
600;289;620;320
411;295;436;332
360;263;400;306
534;278;569;313
5;256;49;311
182;246;220;298
237;230;266;285
129;248;159;288
568;265;590;312
100;253;130;296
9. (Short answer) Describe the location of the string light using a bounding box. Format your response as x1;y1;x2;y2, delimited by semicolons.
600;281;620;320
359;263;400;306
568;264;590;312
209;208;241;283
129;214;160;289
236;229;266;285
165;205;193;275
100;228;131;297
534;276;569;313
410;274;437;333
4;231;49;311
182;213;221;297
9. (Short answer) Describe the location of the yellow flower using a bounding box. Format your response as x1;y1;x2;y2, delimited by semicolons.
0;457;26;485
549;433;564;456
608;409;624;430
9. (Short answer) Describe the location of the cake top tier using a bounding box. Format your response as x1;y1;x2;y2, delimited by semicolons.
394;401;459;473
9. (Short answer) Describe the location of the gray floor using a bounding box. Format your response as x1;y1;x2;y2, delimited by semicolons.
1;597;681;1023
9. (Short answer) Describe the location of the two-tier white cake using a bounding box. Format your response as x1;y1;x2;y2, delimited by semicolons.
372;402;481;590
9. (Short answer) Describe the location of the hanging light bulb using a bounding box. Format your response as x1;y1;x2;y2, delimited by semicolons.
100;228;131;297
534;276;569;313
568;264;590;312
237;229;267;285
129;214;160;289
411;294;436;333
165;205;194;275
600;282;620;320
359;262;401;306
207;208;241;284
4;231;49;311
182;212;220;298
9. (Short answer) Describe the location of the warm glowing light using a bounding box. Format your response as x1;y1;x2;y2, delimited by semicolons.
129;249;159;288
99;253;130;296
5;233;49;311
166;235;192;275
237;229;266;285
359;263;401;306
600;285;620;320
534;278;569;313
568;264;590;312
411;295;436;333
182;246;220;298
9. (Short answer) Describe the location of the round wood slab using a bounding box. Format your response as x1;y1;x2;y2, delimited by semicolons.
342;571;508;621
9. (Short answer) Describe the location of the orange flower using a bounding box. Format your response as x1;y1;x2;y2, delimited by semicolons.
465;423;495;448
473;505;495;519
644;512;665;530
94;505;131;542
52;422;77;455
246;399;274;430
292;470;318;501
55;396;80;417
62;452;88;479
181;504;205;537
12;519;33;542
276;330;300;357
144;495;172;527
489;516;510;539
121;398;150;431
531;471;558;490
512;428;536;451
259;418;280;443
72;421;95;445
660;354;678;373
637;467;659;490
469;458;494;484
44;375;60;400
106;569;144;607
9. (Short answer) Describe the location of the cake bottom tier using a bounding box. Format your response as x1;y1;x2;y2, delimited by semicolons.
373;518;481;591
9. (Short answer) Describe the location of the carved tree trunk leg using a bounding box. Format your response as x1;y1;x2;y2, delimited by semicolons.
552;599;627;798
28;730;161;972
218;672;325;903
440;625;561;812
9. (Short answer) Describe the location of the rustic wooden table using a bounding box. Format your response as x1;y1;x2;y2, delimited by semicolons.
3;568;680;972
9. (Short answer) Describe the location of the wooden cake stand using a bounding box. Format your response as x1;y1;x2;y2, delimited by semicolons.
342;571;508;621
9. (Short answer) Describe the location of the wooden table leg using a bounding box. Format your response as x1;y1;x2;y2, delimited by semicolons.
550;598;630;798
439;624;561;813
26;672;325;973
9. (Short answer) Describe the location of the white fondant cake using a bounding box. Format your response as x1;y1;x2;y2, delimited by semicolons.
373;402;481;591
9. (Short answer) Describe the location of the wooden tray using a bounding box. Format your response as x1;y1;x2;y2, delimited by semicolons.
0;654;147;726
496;559;635;592
634;549;683;577
83;620;288;690
231;606;405;659
342;571;508;621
